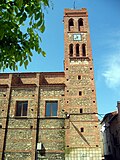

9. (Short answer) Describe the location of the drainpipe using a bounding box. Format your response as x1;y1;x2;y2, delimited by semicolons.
35;74;41;160
2;74;12;160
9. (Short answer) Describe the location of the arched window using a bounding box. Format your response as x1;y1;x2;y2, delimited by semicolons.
76;44;79;57
68;18;74;31
69;44;73;57
78;18;83;31
82;44;86;56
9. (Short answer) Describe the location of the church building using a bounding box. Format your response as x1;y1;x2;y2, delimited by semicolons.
0;8;102;160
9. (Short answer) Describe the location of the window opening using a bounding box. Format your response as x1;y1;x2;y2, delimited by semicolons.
81;127;84;132
79;91;82;96
30;125;33;129
80;108;83;113
68;18;74;31
78;18;83;31
45;101;58;117
78;75;81;80
82;44;86;56
15;101;28;116
69;44;73;57
76;44;79;57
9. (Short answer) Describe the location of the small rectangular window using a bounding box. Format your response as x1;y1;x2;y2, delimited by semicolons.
78;75;81;80
80;108;83;113
79;91;82;96
16;101;28;117
81;127;84;132
45;101;58;117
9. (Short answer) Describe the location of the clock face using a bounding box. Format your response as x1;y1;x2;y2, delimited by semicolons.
73;34;82;41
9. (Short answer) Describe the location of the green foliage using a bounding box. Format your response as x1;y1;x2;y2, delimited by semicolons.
0;0;50;71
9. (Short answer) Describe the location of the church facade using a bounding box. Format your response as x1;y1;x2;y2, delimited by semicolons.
0;8;102;160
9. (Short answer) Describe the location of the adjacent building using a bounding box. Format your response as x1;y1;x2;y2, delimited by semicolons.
101;102;120;160
0;8;102;160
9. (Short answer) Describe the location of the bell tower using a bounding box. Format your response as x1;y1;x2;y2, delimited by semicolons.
64;8;102;159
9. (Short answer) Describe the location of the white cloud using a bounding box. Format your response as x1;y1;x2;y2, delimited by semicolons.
102;29;120;89
102;53;120;89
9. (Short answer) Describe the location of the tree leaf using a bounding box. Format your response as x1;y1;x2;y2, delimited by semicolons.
41;51;46;57
35;12;41;21
43;0;49;6
20;12;27;24
40;23;45;33
16;0;23;8
20;60;24;66
28;56;32;62
37;18;42;27
24;60;28;69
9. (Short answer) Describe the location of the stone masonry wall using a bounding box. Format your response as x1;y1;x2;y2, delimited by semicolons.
0;73;66;160
4;87;38;160
38;85;65;160
39;86;65;118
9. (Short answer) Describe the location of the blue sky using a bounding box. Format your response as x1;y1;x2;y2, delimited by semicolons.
2;0;120;117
